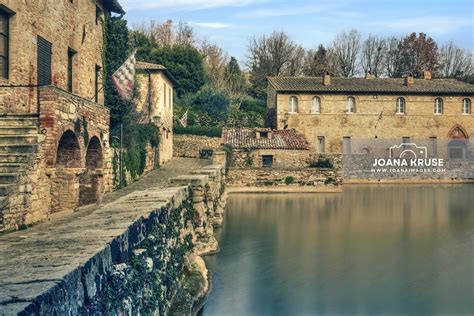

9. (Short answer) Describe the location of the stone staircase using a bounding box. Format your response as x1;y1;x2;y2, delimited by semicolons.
0;114;39;231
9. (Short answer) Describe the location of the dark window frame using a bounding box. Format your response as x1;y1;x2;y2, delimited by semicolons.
0;8;10;79
262;155;274;168
67;48;76;93
94;64;102;103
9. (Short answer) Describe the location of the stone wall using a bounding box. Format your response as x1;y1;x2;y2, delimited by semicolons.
111;144;157;189
0;163;227;315
173;134;222;158
0;0;106;113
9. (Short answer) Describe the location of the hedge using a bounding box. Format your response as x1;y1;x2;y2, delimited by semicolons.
173;125;222;137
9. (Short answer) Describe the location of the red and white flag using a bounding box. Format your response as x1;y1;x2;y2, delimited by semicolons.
179;110;188;128
112;50;136;101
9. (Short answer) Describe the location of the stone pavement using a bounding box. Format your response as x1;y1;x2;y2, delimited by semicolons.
0;158;211;315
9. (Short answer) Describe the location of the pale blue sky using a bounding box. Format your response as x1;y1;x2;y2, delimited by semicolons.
121;0;473;65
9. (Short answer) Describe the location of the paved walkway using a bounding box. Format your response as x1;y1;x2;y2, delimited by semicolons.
0;158;211;314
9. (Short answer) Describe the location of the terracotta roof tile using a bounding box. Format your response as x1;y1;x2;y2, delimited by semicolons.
268;76;474;95
222;128;309;150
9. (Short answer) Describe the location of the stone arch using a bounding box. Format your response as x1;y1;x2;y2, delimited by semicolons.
52;130;82;214
448;124;469;140
447;124;469;159
79;136;104;206
56;130;81;168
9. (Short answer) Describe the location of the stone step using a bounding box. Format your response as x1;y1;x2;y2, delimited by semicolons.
0;196;7;210
0;173;19;184
0;184;12;196
0;144;38;154
0;116;38;127
0;135;38;146
0;135;38;145
0;125;38;135
0;163;26;173
0;154;30;163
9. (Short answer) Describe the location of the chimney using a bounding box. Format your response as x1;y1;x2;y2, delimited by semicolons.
323;71;331;86
365;71;374;79
404;73;414;87
423;70;432;80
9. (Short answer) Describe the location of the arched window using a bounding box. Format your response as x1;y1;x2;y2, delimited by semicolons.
347;97;356;113
434;98;443;114
462;98;471;114
312;96;321;114
289;96;298;113
396;97;405;114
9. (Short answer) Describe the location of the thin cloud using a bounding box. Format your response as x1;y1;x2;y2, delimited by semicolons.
239;4;333;18
121;0;264;11
378;17;471;35
190;22;233;29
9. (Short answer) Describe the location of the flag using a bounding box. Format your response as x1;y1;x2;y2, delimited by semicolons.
179;110;188;128
112;50;136;101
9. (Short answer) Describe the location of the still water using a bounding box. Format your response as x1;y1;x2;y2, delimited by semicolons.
201;185;474;316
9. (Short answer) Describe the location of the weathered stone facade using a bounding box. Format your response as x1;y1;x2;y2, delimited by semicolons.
267;76;474;154
0;1;120;231
135;61;176;165
173;134;222;158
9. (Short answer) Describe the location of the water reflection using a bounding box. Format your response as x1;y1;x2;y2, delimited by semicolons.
202;185;474;316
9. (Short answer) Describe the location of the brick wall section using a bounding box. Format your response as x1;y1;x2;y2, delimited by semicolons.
0;0;105;113
173;134;222;158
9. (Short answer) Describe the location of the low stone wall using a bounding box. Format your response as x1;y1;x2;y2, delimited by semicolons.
227;167;342;188
173;134;222;158
0;163;227;315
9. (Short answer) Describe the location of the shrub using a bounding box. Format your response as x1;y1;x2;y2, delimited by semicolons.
173;125;222;137
324;177;337;185
310;158;333;169
284;176;295;185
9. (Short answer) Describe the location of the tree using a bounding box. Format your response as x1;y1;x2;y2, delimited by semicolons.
199;39;229;90
361;35;386;77
224;57;245;95
247;31;301;99
150;45;205;97
384;36;404;78
330;29;361;77
193;87;230;125
304;44;329;76
104;14;132;130
397;32;440;77
438;41;473;79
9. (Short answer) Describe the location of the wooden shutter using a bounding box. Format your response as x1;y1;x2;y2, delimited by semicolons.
37;36;52;86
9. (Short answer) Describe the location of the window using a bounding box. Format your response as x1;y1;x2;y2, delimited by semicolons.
0;9;9;79
343;137;351;154
396;97;405;114
434;98;443;114
312;96;321;113
259;131;269;139
317;136;325;153
262;155;274;168
94;65;101;103
169;88;172;107
37;36;52;86
289;96;298;113
67;48;76;93
430;137;438;156
347;97;356;113
402;137;410;149
448;140;467;159
462;98;471;114
164;84;167;106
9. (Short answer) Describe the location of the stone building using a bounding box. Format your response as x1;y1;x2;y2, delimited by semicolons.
0;0;124;231
267;72;474;159
134;61;176;165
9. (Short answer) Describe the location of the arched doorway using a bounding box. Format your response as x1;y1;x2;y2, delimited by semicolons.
53;130;82;213
79;137;104;206
447;125;469;159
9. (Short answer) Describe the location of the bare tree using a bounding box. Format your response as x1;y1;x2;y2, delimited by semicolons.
438;42;473;78
330;29;361;77
361;35;386;77
384;36;403;77
199;38;229;90
303;44;329;76
175;21;195;46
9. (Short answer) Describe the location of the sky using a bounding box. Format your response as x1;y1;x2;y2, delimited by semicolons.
120;0;473;65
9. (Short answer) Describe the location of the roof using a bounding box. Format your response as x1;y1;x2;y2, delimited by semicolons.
136;61;178;85
102;0;125;14
222;128;309;150
267;76;474;95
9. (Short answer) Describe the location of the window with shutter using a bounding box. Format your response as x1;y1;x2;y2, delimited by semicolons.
37;36;52;86
0;10;9;79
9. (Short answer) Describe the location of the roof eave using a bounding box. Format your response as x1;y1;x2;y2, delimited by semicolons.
103;0;125;15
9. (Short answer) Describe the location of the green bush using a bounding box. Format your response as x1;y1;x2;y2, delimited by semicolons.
173;125;222;137
284;176;295;185
324;177;337;185
310;158;333;169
